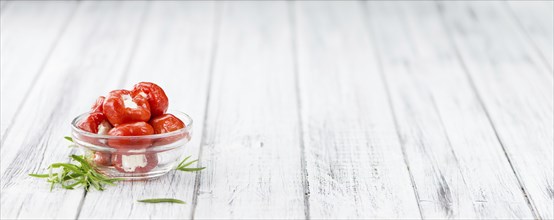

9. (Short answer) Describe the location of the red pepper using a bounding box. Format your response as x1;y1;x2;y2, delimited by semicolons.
107;121;154;149
112;153;158;173
93;152;112;166
150;114;185;134
85;96;114;165
77;112;112;150
131;82;168;117
77;112;108;134
79;96;112;134
150;114;188;146
90;96;105;113
103;90;151;125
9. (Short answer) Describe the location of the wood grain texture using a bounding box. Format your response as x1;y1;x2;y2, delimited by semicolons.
77;2;217;219
439;1;554;219
0;1;148;219
293;1;421;218
1;2;552;219
0;1;77;140
366;2;535;219
507;0;554;71
193;2;306;218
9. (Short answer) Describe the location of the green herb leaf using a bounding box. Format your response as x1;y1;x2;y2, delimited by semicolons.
176;167;206;172
29;174;50;178
175;156;204;173
176;155;191;168
50;163;83;174
137;198;186;204
29;154;121;192
64;136;77;148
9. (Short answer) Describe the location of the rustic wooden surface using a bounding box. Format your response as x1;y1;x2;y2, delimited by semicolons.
1;1;552;219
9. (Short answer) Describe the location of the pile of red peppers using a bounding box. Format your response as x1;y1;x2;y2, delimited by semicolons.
77;82;185;173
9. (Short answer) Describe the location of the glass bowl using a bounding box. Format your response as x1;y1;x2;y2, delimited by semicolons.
71;111;192;180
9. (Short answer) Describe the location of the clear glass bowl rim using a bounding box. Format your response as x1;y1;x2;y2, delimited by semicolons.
71;110;193;141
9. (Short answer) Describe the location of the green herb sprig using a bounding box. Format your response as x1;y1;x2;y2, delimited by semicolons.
137;198;186;204
64;136;73;142
176;156;205;172
29;154;122;191
30;136;204;193
64;136;77;148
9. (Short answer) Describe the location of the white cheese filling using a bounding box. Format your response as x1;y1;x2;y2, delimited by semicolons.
122;94;138;109
121;154;148;172
138;91;148;98
97;120;112;135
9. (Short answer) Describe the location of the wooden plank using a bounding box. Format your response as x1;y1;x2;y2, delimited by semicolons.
507;1;554;71
193;2;306;218
366;2;535;218
294;1;420;218
77;2;217;219
0;1;77;140
439;1;554;219
0;1;148;219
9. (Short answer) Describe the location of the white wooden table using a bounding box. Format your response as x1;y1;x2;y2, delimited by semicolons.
1;1;553;219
